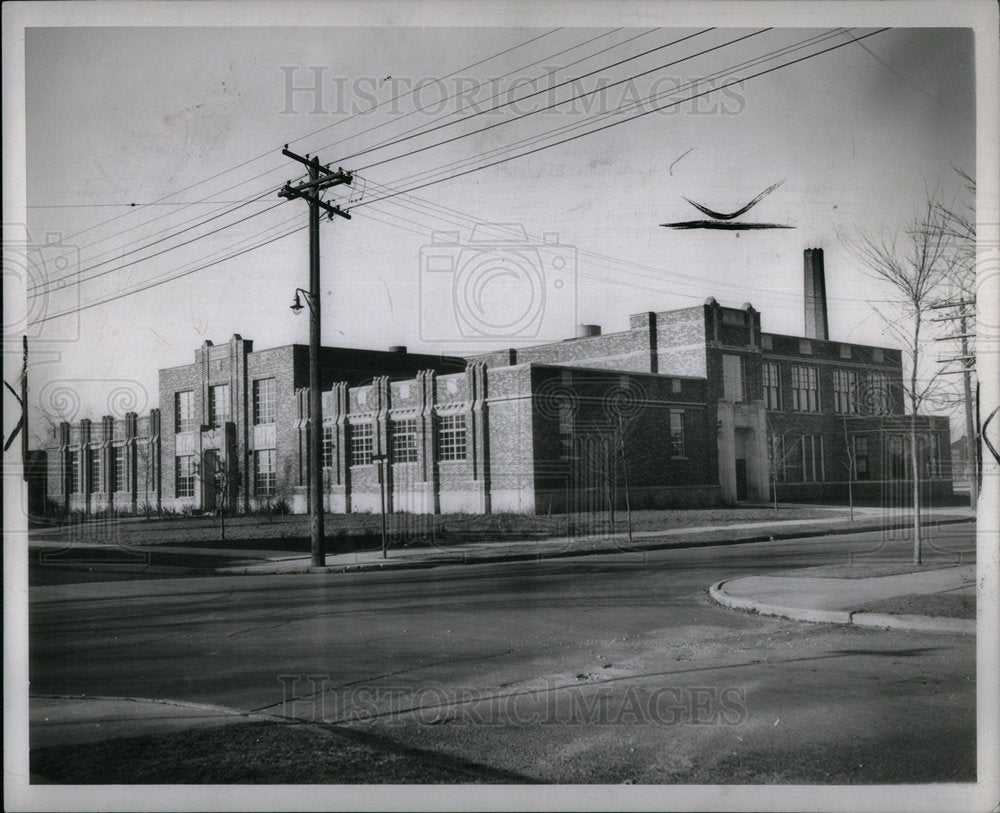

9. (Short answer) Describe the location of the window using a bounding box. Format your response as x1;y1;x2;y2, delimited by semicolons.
438;414;467;461
322;425;335;469
175;390;196;433
790;365;819;412
68;451;79;493
722;354;745;402
391;418;418;463
887;436;906;480
351;422;374;466
833;369;858;414
89;450;102;493
209;384;231;427
113;446;126;491
800;435;824;482
670;411;685;458
176;455;196;498
254;449;275;496
253;378;276;424
864;371;890;415
558;405;575;460
853;436;869;480
762;362;781;410
769;435;786;482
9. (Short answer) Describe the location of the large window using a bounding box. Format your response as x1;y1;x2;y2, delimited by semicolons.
887;435;907;479
391;418;418;463
113;446;126;491
853;436;869;480
254;449;275;496
89;450;102;493
176;455;196;498
669;411;685;458
558;405;575;460
351;422;374;466
322;425;336;469
800;435;824;482
769;435;786;483
438;414;467;461
722;354;746;402
833;369;858;414
864;371;890;415
68;451;79;493
790;365;819;412
175;390;196;433
253;378;276;425
209;384;231;427
762;362;781;410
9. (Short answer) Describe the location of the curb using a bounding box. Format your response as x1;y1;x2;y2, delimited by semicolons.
214;516;975;577
709;579;975;635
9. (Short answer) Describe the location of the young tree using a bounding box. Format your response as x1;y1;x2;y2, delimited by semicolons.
843;197;953;563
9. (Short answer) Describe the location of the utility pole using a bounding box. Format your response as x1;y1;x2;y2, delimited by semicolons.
931;299;978;507
279;146;351;567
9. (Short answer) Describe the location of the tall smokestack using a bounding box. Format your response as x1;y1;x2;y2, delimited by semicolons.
803;247;829;341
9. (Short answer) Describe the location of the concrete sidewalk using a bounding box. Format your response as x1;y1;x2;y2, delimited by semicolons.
710;563;976;635
214;505;975;575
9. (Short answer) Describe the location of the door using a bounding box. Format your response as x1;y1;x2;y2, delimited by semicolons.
735;459;748;502
202;449;218;511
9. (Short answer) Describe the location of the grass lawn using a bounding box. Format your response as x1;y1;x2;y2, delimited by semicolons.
31;721;525;784
30;505;847;551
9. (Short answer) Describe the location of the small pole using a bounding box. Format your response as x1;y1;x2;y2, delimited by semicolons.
373;454;389;558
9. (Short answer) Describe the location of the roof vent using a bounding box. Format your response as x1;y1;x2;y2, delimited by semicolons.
388;345;407;354
576;324;601;338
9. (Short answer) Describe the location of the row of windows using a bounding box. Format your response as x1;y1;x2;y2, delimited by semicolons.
768;433;938;483
173;379;264;434
558;411;687;460
65;447;130;493
760;361;891;415
343;415;468;466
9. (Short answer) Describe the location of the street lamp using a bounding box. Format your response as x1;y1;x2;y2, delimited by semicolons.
289;288;313;315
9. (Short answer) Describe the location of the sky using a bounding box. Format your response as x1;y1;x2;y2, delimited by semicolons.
9;5;981;436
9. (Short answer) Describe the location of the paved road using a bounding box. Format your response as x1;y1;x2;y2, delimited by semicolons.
29;523;977;783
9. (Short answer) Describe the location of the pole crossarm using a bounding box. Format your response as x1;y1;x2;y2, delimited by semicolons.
278;184;352;220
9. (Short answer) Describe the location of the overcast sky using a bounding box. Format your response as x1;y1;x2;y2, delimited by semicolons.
11;6;981;430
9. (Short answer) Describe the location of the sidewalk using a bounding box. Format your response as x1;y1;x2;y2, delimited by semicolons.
710;563;976;635
214;504;975;575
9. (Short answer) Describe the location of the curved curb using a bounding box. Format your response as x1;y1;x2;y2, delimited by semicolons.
709;580;975;635
709;580;852;624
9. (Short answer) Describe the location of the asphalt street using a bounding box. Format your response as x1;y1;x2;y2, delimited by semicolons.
29;523;977;783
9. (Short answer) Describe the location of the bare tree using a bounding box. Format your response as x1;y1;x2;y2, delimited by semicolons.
765;417;800;512
134;437;156;521
842;197;953;563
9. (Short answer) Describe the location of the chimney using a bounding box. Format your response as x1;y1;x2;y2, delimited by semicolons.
576;324;601;339
388;345;407;354
803;247;829;341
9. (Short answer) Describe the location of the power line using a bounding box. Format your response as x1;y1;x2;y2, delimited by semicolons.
349;27;849;195
53;28;566;245
32;222;308;325
349;28;727;171
352;28;888;210
30;194;287;295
